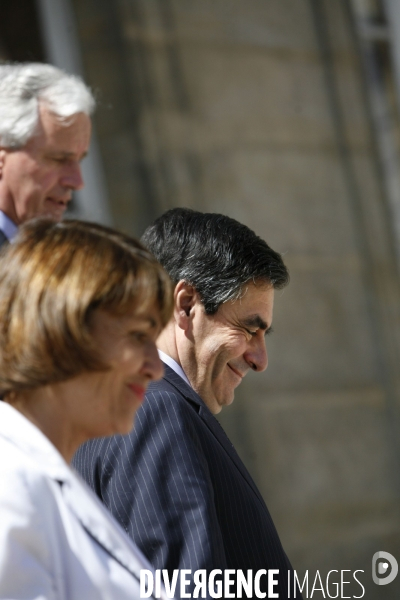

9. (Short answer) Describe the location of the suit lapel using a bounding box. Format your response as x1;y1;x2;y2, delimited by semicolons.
162;365;267;507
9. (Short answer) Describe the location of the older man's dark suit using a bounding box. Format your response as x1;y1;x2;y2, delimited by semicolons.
0;231;9;248
73;364;300;599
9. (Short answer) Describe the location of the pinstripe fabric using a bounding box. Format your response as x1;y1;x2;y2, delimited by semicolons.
73;364;302;599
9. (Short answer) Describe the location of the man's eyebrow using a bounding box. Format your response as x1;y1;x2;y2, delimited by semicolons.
242;315;270;331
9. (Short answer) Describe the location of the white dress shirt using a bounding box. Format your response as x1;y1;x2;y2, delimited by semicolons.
0;402;171;600
0;211;18;241
158;349;192;388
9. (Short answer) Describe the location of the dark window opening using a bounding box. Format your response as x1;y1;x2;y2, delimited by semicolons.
0;0;45;62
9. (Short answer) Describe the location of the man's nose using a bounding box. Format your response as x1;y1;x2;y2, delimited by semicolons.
61;162;84;190
244;335;268;372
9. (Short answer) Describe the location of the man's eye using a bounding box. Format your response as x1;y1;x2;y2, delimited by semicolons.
246;329;257;336
51;156;70;164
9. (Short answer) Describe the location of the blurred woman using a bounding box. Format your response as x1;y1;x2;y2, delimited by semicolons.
0;219;173;599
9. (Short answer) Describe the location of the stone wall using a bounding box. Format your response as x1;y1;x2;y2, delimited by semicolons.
71;0;400;596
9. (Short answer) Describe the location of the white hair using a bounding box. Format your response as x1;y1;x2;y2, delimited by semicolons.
0;62;95;148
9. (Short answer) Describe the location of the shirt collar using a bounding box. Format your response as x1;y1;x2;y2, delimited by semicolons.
158;349;192;388
0;211;18;241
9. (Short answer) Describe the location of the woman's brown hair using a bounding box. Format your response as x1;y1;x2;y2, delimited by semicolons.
0;219;173;394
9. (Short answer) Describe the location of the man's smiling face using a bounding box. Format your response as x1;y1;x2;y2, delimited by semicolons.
0;105;91;224
181;281;275;414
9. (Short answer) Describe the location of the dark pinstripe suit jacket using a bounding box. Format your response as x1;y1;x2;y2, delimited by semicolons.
73;364;301;599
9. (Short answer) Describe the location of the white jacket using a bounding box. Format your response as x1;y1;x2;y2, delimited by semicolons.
0;402;168;600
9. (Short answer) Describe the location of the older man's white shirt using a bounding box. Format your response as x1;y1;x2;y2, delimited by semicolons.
0;211;17;241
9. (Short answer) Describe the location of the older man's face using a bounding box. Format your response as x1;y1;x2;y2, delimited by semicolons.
0;105;91;224
181;281;274;414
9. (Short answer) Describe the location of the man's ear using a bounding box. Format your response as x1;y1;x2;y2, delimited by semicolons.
174;280;197;331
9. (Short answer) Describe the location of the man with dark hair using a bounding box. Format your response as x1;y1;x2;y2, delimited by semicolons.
74;208;301;599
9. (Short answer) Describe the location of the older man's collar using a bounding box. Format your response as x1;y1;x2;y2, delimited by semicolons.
0;211;18;241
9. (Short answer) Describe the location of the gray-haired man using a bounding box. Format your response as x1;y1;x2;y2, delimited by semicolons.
0;63;94;245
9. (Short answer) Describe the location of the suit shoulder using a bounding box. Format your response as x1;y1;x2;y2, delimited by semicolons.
139;377;200;426
73;377;205;478
86;378;207;472
145;375;188;401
